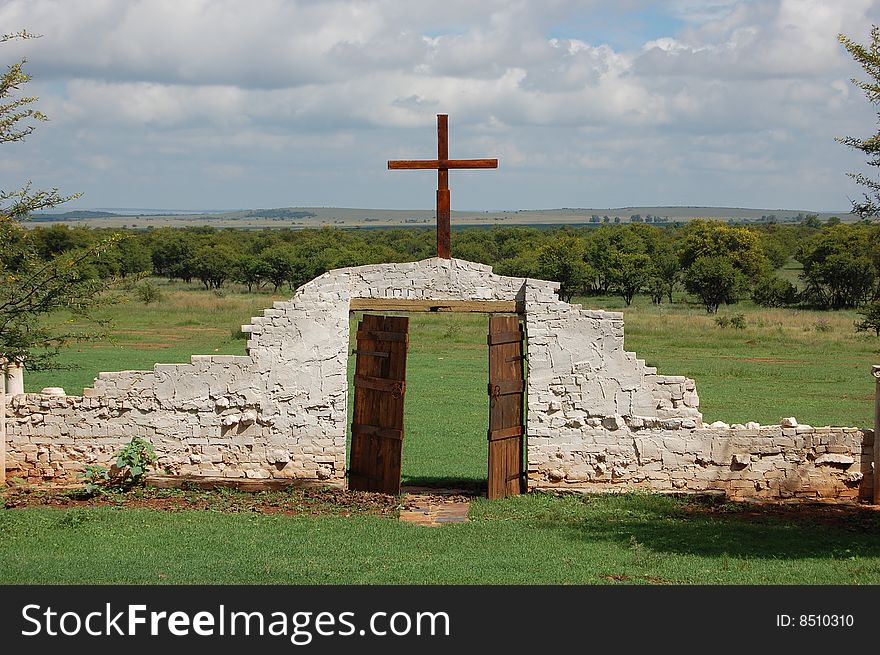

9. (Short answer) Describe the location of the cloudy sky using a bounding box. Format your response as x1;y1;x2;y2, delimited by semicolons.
2;0;879;212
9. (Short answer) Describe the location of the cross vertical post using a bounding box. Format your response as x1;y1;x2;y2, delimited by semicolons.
437;114;451;258
388;114;498;259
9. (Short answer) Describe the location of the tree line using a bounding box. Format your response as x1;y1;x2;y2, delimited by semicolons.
20;218;880;314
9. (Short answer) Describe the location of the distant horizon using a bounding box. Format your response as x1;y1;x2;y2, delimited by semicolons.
37;203;858;216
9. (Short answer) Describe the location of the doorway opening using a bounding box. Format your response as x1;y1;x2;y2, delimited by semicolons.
345;302;525;499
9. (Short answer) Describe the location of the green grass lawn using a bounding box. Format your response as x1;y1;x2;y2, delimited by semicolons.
10;278;880;585
575;293;877;428
3;493;880;584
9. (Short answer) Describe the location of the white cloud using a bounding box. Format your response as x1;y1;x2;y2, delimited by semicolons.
2;0;879;210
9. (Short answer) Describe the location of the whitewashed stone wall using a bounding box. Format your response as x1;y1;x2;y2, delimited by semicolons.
4;257;872;500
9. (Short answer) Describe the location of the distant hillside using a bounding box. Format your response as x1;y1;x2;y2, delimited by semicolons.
31;210;120;221
241;209;317;220
24;205;858;229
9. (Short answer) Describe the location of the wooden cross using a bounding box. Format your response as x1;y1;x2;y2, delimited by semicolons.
388;114;498;259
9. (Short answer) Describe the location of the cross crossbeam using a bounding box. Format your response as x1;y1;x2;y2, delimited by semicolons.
387;114;498;259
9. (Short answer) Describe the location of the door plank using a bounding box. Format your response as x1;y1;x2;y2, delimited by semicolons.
487;316;525;499
349;314;408;494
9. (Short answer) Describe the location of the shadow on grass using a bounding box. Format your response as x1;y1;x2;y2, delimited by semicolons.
401;475;487;494
489;494;880;560
562;508;880;559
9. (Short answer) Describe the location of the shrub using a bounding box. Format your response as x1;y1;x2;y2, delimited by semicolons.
134;280;163;305
715;314;746;329
684;255;745;313
752;275;797;307
114;437;157;488
79;464;110;497
855;301;880;336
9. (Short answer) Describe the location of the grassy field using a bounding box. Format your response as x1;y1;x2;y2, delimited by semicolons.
2;492;880;584
9;277;880;585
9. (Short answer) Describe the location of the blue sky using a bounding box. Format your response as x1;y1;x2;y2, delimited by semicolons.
2;0;879;213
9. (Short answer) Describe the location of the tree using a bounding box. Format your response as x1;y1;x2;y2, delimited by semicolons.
150;229;197;281
584;228;616;294
796;224;877;308
608;251;652;306
536;235;590;302
192;244;237;290
838;26;880;218
855;301;880;336
678;219;769;279
646;276;665;305
234;254;267;293
800;214;822;229
115;235;152;279
677;219;769;311
0;32;115;368
651;247;681;303
258;245;296;293
751;275;798;307
683;256;745;313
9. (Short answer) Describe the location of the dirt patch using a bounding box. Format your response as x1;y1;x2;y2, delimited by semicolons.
1;485;400;517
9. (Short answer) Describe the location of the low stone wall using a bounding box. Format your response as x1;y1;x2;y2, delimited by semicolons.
5;355;345;484
529;419;872;501
3;257;873;502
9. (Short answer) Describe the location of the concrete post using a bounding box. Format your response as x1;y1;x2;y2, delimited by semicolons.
874;365;880;504
6;360;23;396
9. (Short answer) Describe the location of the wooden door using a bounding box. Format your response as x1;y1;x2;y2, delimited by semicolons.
348;314;409;494
487;315;525;499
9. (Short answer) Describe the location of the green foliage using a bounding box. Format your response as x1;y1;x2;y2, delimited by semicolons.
796;224;878;308
79;464;109;497
855;301;880;336
0;218;118;368
800;214;823;229
838;26;880;218
192;243;237;290
608;251;653;306
813;318;833;333
684;255;745;313
134;280;163;305
257;244;296;292
114;437;157;488
0;32;80;220
149;228;197;281
752;275;798;307
74;438;156;495
650;248;681;303
678;219;770;279
0;32;117;368
115;235;153;279
714;314;746;329
536;235;590;302
646;276;665;305
233;254;267;292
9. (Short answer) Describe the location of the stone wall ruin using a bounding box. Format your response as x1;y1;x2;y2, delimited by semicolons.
4;258;873;501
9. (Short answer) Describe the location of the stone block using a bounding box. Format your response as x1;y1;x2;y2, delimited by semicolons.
814;453;855;466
